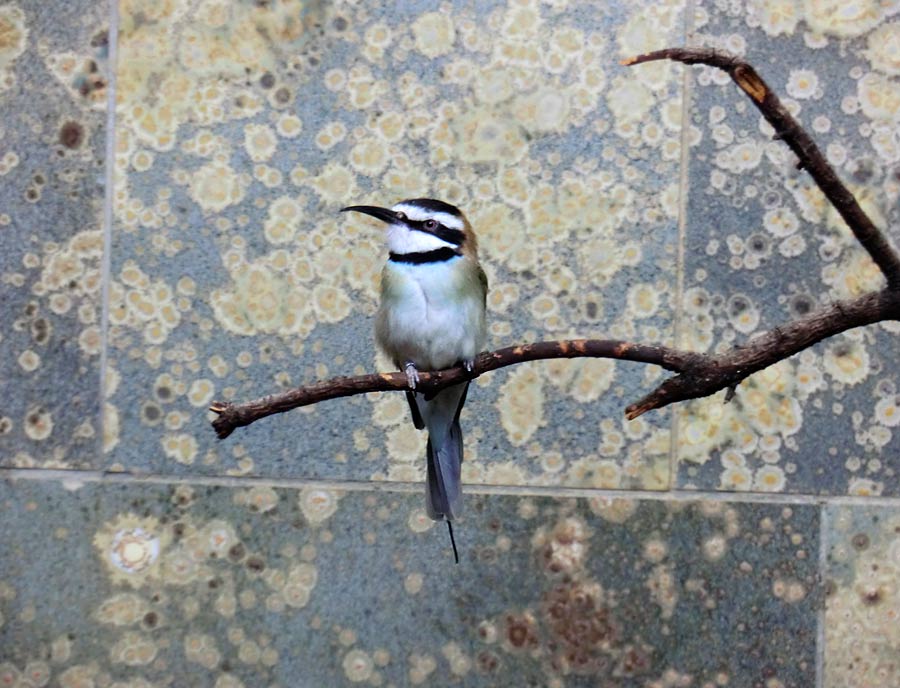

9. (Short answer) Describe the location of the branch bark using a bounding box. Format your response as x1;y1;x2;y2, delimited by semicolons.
209;48;900;440
210;340;699;439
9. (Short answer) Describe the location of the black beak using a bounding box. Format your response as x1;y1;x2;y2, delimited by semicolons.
341;205;400;225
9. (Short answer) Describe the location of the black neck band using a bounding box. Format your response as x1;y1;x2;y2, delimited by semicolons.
389;247;460;264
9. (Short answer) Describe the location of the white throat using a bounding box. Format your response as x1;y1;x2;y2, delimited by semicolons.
387;224;457;254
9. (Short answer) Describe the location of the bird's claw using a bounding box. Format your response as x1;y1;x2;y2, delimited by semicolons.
463;359;475;373
404;361;420;390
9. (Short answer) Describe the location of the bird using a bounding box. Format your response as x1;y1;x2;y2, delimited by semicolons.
342;198;488;562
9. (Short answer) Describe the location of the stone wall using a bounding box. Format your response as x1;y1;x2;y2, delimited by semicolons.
1;1;899;685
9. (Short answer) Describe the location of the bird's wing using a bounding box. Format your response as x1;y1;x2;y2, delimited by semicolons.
477;264;488;307
405;390;425;429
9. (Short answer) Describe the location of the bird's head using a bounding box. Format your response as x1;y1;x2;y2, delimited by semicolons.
342;198;477;257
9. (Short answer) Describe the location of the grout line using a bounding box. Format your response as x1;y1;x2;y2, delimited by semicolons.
815;504;829;687
98;0;119;443
0;469;423;494
7;467;900;508
666;0;697;490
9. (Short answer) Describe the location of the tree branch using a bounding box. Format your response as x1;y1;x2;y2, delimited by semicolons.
210;340;699;439
624;289;900;419
622;47;900;288
209;48;900;441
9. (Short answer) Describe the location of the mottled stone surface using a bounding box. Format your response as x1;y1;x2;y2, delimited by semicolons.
5;0;900;684
675;0;900;495
103;0;687;487
0;479;819;687
0;0;108;468
824;503;900;688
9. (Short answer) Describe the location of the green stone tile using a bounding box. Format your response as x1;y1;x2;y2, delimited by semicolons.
824;503;900;687
0;1;108;467
675;1;900;494
104;0;688;488
0;479;819;686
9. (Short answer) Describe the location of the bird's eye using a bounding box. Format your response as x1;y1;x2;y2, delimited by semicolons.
424;219;438;230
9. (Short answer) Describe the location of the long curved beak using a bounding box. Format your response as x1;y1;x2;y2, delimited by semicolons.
341;205;399;225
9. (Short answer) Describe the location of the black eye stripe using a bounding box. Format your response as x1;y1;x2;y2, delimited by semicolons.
436;226;465;245
408;219;465;246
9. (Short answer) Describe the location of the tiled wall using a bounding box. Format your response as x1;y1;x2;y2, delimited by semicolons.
1;0;899;686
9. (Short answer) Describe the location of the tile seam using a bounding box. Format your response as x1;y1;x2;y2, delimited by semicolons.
666;0;697;489
815;504;829;688
98;0;119;452
7;467;900;508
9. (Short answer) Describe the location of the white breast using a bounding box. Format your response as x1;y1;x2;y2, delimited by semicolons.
378;258;485;371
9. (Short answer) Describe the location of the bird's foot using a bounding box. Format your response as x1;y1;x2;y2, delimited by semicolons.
404;361;420;390
463;358;475;372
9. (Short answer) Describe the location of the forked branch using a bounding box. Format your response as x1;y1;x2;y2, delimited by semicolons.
625;290;900;419
210;48;900;440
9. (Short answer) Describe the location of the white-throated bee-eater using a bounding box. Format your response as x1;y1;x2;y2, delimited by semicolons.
342;198;488;562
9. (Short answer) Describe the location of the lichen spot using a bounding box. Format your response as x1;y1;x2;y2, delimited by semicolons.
59;121;85;149
0;5;28;70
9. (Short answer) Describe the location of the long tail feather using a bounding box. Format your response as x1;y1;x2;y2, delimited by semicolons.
447;521;459;564
420;382;467;522
424;421;463;520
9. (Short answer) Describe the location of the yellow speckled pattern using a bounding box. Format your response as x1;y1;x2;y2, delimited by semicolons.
101;0;686;489
1;0;900;685
676;0;900;498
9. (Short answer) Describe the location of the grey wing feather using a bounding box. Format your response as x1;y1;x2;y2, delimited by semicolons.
477;265;488;306
406;391;425;429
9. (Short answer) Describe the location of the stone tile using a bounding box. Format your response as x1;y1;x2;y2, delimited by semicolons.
675;2;900;495
0;479;819;686
823;503;900;687
104;0;688;488
0;1;108;467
